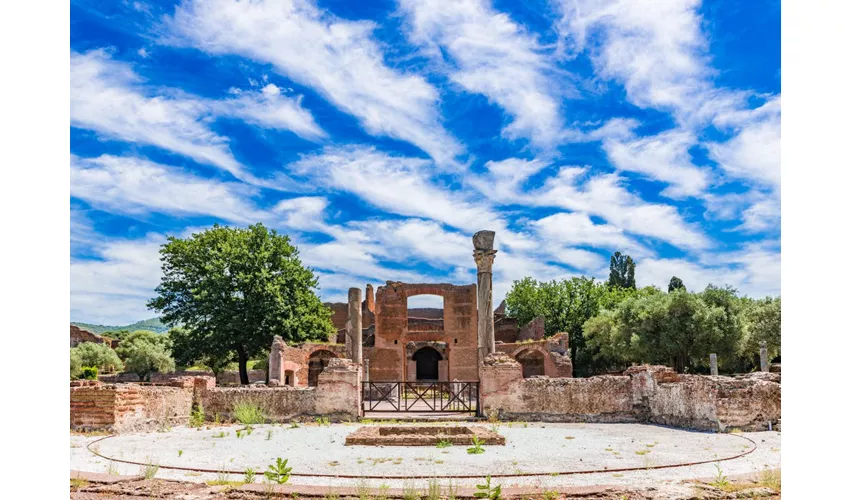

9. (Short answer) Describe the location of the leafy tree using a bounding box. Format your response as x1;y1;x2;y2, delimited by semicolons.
739;296;781;366
668;276;686;292
608;252;636;289
148;224;334;384
115;330;176;381
70;349;83;380
71;342;123;373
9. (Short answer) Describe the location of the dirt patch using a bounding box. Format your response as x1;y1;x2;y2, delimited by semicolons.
345;424;505;446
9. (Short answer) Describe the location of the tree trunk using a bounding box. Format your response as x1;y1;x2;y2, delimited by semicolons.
236;347;249;385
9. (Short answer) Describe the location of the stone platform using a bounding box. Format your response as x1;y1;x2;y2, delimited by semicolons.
344;425;505;446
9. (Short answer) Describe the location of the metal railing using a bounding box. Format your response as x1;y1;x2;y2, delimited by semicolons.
362;381;479;414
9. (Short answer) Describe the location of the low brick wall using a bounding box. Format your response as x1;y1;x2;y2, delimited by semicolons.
480;357;780;432
99;369;267;385
200;359;361;422
70;379;196;432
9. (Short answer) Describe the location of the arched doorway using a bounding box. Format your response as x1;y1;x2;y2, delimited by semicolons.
307;350;336;387
413;347;442;380
516;349;545;378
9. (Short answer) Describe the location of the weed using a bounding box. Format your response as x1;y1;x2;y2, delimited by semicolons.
376;483;390;500
244;468;256;484
541;491;558;500
189;403;205;428
612;473;624;478
140;459;159;480
474;475;501;499
213;412;221;425
445;479;459;500
245;425;254;435
522;422;528;428
467;436;486;455
264;457;292;484
356;478;372;500
328;461;340;467
266;429;274;440
106;461;119;475
759;469;781;490
635;449;650;456
236;430;243;439
436;439;453;449
710;463;729;488
486;409;500;424
360;419;375;424
178;450;183;457
233;402;267;425
70;478;89;489
426;478;441;500
434;459;444;464
316;416;331;426
290;421;300;429
402;480;419;500
564;435;575;440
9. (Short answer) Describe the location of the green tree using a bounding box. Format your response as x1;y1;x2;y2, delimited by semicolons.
739;296;781;366
668;276;686;292
115;330;176;381
148;224;334;384
70;349;83;380
608;252;636;289
71;342;123;373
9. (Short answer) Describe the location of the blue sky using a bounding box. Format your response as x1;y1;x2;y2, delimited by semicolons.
70;0;780;324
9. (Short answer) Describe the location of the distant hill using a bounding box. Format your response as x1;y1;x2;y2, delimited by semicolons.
71;317;169;334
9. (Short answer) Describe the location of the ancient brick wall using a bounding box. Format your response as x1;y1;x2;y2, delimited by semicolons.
371;282;478;381
517;315;545;341
494;316;519;343
479;359;780;431
99;369;267;385
70;380;194;432
273;342;346;387
70;325;107;347
496;332;573;378
200;358;360;421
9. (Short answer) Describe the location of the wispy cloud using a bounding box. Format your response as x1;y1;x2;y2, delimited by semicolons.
71;49;324;184
165;0;462;165
400;0;566;148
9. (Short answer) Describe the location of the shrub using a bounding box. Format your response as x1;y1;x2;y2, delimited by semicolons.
233;402;266;424
189;404;205;428
80;366;99;380
71;342;123;373
70;349;83;380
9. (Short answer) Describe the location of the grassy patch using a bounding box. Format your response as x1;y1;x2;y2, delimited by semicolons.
70;478;89;489
233;402;266;425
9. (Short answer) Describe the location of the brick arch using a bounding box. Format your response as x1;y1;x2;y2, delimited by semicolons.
513;347;547;378
307;349;338;387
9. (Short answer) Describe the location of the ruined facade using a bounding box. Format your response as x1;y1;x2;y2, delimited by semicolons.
70;324;108;347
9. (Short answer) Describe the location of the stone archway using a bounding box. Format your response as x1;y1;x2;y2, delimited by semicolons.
515;348;545;378
412;347;442;381
307;350;337;387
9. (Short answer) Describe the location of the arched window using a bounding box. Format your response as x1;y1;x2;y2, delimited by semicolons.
307;350;337;387
515;349;545;378
407;295;444;333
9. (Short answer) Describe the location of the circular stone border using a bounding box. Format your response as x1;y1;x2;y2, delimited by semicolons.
86;432;758;479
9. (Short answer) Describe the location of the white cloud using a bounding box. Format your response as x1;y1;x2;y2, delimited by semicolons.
291;146;504;233
165;0;461;165
596;120;710;197
532;211;649;256
400;0;565;148
71;234;166;324
71;155;265;223
708;96;781;189
71;49;324;184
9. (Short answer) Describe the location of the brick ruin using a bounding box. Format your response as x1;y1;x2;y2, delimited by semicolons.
71;229;779;433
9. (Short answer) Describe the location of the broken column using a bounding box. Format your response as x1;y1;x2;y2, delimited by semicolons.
709;353;718;376
759;341;768;372
346;287;363;364
268;335;284;384
473;230;497;363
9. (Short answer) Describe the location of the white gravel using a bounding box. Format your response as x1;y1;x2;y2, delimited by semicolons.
70;422;781;489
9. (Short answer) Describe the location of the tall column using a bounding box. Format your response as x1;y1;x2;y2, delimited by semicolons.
268;335;284;383
709;353;718;376
347;287;363;364
473;230;497;363
759;341;769;372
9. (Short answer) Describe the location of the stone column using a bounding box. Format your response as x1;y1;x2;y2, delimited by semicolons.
364;359;370;382
347;287;363;364
473;230;497;363
759;341;768;372
268;335;284;384
709;353;718;376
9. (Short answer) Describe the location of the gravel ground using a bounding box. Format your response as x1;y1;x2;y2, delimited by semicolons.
70;422;780;490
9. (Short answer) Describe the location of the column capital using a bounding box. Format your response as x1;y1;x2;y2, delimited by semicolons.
473;249;497;273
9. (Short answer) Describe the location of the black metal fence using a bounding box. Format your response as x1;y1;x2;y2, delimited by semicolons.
362;381;479;414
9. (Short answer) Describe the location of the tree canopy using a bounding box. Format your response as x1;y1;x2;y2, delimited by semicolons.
114;330;176;381
71;342;123;374
148;224;334;384
608;252;636;289
668;276;686;292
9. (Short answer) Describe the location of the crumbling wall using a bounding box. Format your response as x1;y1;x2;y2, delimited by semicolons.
479;360;780;431
70;379;195;432
99;369;266;385
199;358;360;421
70;324;107;347
517;315;545;342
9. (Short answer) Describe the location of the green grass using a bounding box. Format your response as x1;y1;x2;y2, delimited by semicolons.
436;439;453;449
233;402;267;425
